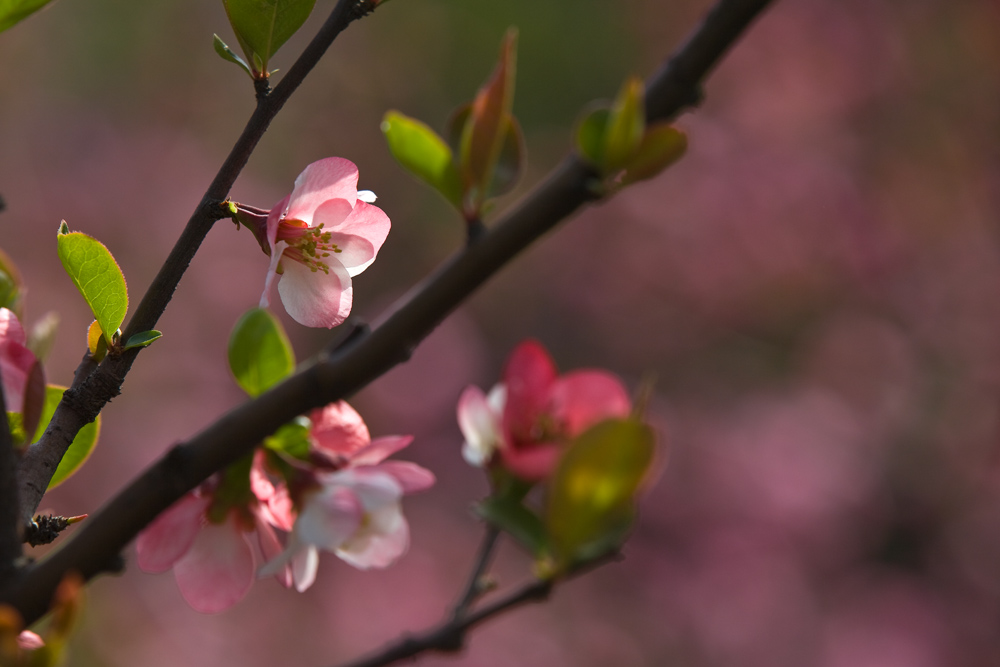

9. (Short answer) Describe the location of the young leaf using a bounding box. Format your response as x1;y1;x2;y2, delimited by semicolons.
381;111;463;208
0;0;56;33
546;418;655;569
475;496;548;556
459;28;518;210
222;0;316;76
620;123;688;186
56;224;128;346
228;308;295;397
123;330;162;351
86;319;107;362
575;106;610;167
213;33;253;78
602;77;646;173
33;385;101;489
0;246;23;314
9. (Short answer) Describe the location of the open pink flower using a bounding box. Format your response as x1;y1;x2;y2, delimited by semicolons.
259;401;434;591
136;482;288;613
259;157;391;328
458;340;632;481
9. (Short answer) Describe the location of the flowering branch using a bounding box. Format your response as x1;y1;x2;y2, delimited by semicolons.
1;0;774;626
15;0;378;525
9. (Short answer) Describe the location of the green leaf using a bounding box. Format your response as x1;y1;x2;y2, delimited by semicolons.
0;0;56;33
222;0;316;75
620;123;688;186
123;330;162;351
546;418;655;569
0;246;24;315
475;496;548;556
459;28;518;214
56;224;128;346
228;308;295;397
264;417;312;460
575;106;610;167
213;33;253;78
602;77;646;173
33;385;101;489
381;111;463;208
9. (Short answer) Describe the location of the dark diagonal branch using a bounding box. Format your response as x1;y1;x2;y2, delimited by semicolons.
2;0;774;625
15;0;377;525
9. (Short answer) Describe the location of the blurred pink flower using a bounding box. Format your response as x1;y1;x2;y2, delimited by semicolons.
135;482;288;614
17;630;43;651
459;340;632;481
0;308;43;417
259;157;390;328
259;401;434;591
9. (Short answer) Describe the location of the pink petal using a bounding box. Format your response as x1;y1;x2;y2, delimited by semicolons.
550;370;631;436
277;256;353;328
266;194;291;251
264;485;295;532
324;201;392;277
173;517;255;613
309;401;371;457
336;511;409;570
308;198;354;234
503;340;557;441
0;308;26;344
296;484;363;551
17;630;44;650
348;435;414;466
0;339;37;414
259;240;289;309
374;461;436;493
284;158;359;226
254;513;292;589
136;493;210;573
500;441;562;482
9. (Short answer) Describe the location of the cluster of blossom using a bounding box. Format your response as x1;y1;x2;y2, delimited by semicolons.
457;339;632;481
136;401;434;613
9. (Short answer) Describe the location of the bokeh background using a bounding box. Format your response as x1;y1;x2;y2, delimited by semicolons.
3;0;1000;664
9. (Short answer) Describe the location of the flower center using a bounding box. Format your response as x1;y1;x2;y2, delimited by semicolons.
276;219;343;273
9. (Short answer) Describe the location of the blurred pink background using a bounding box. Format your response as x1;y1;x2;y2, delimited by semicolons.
3;0;1000;664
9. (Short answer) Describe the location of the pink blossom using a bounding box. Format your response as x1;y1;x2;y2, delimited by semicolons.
0;308;43;418
458;340;632;481
259;157;390;328
259;401;434;591
136;483;288;613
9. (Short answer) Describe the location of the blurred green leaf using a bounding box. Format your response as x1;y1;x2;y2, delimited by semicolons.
56;224;128;346
546;418;654;569
0;246;23;315
228;308;295;397
381;111;463;208
213;33;253;78
0;0;56;33
575;106;610;167
620;122;688;186
222;0;316;75
602;76;645;173
475;495;548;556
264;417;312;460
34;385;101;489
123;329;162;351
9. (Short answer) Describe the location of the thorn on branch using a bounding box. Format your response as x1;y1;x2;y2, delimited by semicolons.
22;515;86;547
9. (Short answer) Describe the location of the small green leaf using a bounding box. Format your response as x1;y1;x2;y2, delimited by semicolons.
56;224;128;346
602;77;646;173
381;111;463;208
264;417;312;460
575;106;610;167
0;0;56;33
620;123;688;186
223;0;316;76
459;28;518;214
123;330;162;351
475;496;548;556
0;246;23;314
228;308;295;397
33;385;101;489
546;418;655;569
213;33;253;78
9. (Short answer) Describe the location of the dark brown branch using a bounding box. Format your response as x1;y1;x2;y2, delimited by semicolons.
335;551;621;667
15;0;374;524
2;0;773;625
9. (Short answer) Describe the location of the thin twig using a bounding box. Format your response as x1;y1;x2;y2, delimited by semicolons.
451;525;501;621
1;0;774;625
